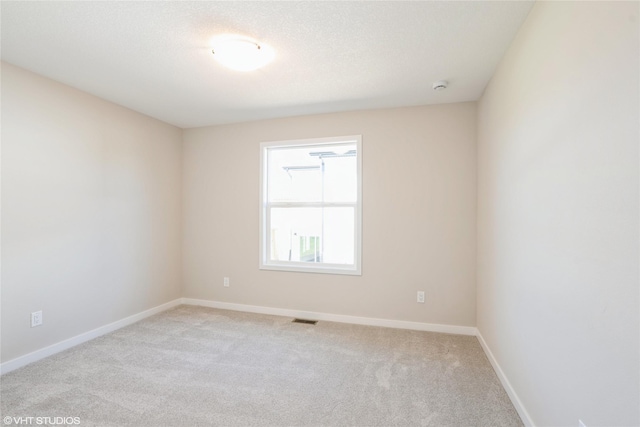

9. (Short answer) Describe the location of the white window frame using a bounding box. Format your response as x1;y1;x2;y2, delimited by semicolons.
260;135;362;275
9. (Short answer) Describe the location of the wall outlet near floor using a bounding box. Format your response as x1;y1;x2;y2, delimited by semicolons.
223;277;230;287
31;310;43;327
417;291;425;303
579;420;586;427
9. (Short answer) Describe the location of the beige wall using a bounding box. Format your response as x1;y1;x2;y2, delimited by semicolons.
477;2;639;426
1;63;183;362
183;103;477;326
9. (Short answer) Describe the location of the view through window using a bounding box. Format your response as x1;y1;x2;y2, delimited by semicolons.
260;136;362;275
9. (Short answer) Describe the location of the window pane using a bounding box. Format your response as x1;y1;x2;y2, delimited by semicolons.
267;147;322;203
322;207;355;265
269;207;355;265
323;154;357;203
267;144;357;203
270;207;322;262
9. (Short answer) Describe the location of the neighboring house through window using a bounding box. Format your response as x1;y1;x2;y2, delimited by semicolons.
260;135;362;275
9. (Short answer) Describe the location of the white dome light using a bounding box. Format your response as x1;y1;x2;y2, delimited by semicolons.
211;35;275;72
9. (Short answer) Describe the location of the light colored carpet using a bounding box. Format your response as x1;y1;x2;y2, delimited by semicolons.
1;305;522;426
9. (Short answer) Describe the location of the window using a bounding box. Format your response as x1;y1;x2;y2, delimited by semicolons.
260;135;362;275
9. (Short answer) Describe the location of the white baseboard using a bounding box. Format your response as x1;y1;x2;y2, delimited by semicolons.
181;298;478;336
1;297;474;375
2;296;531;427
192;299;531;425
0;298;183;375
476;330;535;427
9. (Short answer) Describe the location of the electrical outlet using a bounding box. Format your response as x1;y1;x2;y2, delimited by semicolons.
579;420;586;427
31;310;43;327
223;277;230;287
417;291;425;303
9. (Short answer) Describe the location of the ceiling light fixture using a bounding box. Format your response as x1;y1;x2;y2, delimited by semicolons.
211;35;275;72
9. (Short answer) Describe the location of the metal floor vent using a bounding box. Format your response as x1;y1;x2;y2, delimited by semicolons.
292;318;318;325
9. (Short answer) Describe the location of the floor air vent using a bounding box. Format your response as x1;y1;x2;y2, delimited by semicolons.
292;318;318;325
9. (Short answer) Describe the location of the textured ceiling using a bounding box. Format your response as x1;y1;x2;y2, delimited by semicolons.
1;1;534;128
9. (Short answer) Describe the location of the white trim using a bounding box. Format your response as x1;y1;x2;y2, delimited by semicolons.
476;330;535;427
259;259;360;276
1;294;532;427
182;298;477;336
0;298;182;375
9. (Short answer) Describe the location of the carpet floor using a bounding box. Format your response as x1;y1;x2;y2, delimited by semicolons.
1;305;522;426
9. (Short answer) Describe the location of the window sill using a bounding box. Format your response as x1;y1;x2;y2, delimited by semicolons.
259;263;361;276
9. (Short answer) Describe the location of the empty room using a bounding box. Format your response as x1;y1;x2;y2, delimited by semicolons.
1;1;638;426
